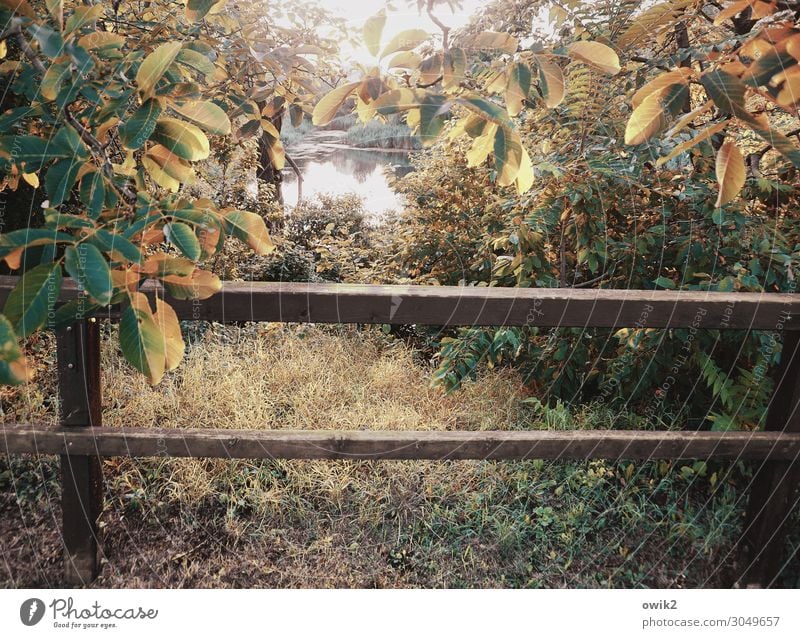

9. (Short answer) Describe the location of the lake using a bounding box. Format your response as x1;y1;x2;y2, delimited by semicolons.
282;130;414;223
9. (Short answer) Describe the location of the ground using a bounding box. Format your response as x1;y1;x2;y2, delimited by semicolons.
2;325;798;588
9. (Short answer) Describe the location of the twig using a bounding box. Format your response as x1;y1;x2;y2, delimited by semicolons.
285;152;303;203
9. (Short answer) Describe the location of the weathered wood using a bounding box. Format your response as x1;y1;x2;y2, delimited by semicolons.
738;331;800;588
5;425;800;461
0;276;798;329
57;320;103;585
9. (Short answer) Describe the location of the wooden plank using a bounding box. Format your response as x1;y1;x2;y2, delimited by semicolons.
737;332;800;588
57;320;103;585
4;425;800;461
0;276;798;329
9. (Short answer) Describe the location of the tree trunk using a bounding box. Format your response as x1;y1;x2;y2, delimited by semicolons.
257;110;284;205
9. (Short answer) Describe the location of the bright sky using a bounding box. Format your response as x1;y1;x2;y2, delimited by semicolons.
314;0;488;62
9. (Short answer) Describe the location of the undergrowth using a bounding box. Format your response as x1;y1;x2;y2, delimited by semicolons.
3;326;797;587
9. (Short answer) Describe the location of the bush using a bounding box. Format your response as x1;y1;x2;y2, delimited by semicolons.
284;194;368;249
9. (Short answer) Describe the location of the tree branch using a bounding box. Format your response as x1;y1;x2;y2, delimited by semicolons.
285;152;303;203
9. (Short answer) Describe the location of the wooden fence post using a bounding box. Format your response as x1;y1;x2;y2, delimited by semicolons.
737;330;800;587
57;318;103;585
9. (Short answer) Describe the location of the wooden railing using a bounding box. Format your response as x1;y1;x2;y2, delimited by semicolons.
2;277;799;587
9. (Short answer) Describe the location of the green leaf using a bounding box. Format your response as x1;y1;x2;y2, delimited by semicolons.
28;23;65;58
164;222;201;261
45;159;82;206
185;0;219;21
3;263;62;338
653;276;676;290
79;171;106;219
175;48;216;76
41;60;71;101
742;51;796;88
0;315;30;386
119;292;166;385
0;228;72;260
53;125;90;159
64;243;113;305
51;297;103;330
89;228;143;264
0;135;73;171
458;95;511;127
700;69;746;115
119;98;163;150
418;95;448;146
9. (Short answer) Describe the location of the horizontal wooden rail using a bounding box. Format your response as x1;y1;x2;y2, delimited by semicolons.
4;425;800;460
0;276;798;328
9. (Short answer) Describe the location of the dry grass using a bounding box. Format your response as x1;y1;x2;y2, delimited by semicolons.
2;324;791;588
100;323;531;433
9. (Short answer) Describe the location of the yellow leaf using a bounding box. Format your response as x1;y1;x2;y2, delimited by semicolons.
22;172;38;188
380;29;429;59
387;51;422;70
142;154;180;192
363;9;386;58
161;269;222;300
466;123;497;167
469;31;518;54
111;268;141;292
170;100;231;135
656;120;728;166
151;117;210;161
632;68;692;108
265;136;285;170
312;81;360;126
715;140;746;207
136;42;183;99
45;0;63;30
153;297;185;371
516;146;534;194
78;31;126;50
505;62;530;117
534;55;564;108
713;0;751;25
774;66;800;107
625;87;668;145
568;41;621;75
4;247;23;270
222;210;274;255
145;144;196;184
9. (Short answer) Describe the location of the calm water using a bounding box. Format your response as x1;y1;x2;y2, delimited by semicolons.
282;130;413;223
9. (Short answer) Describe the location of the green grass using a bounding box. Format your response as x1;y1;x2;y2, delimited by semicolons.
280;119;314;147
345;120;421;150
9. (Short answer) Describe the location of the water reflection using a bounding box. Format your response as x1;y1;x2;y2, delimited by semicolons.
282;131;413;223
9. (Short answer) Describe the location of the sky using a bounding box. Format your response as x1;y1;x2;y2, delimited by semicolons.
312;0;489;62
